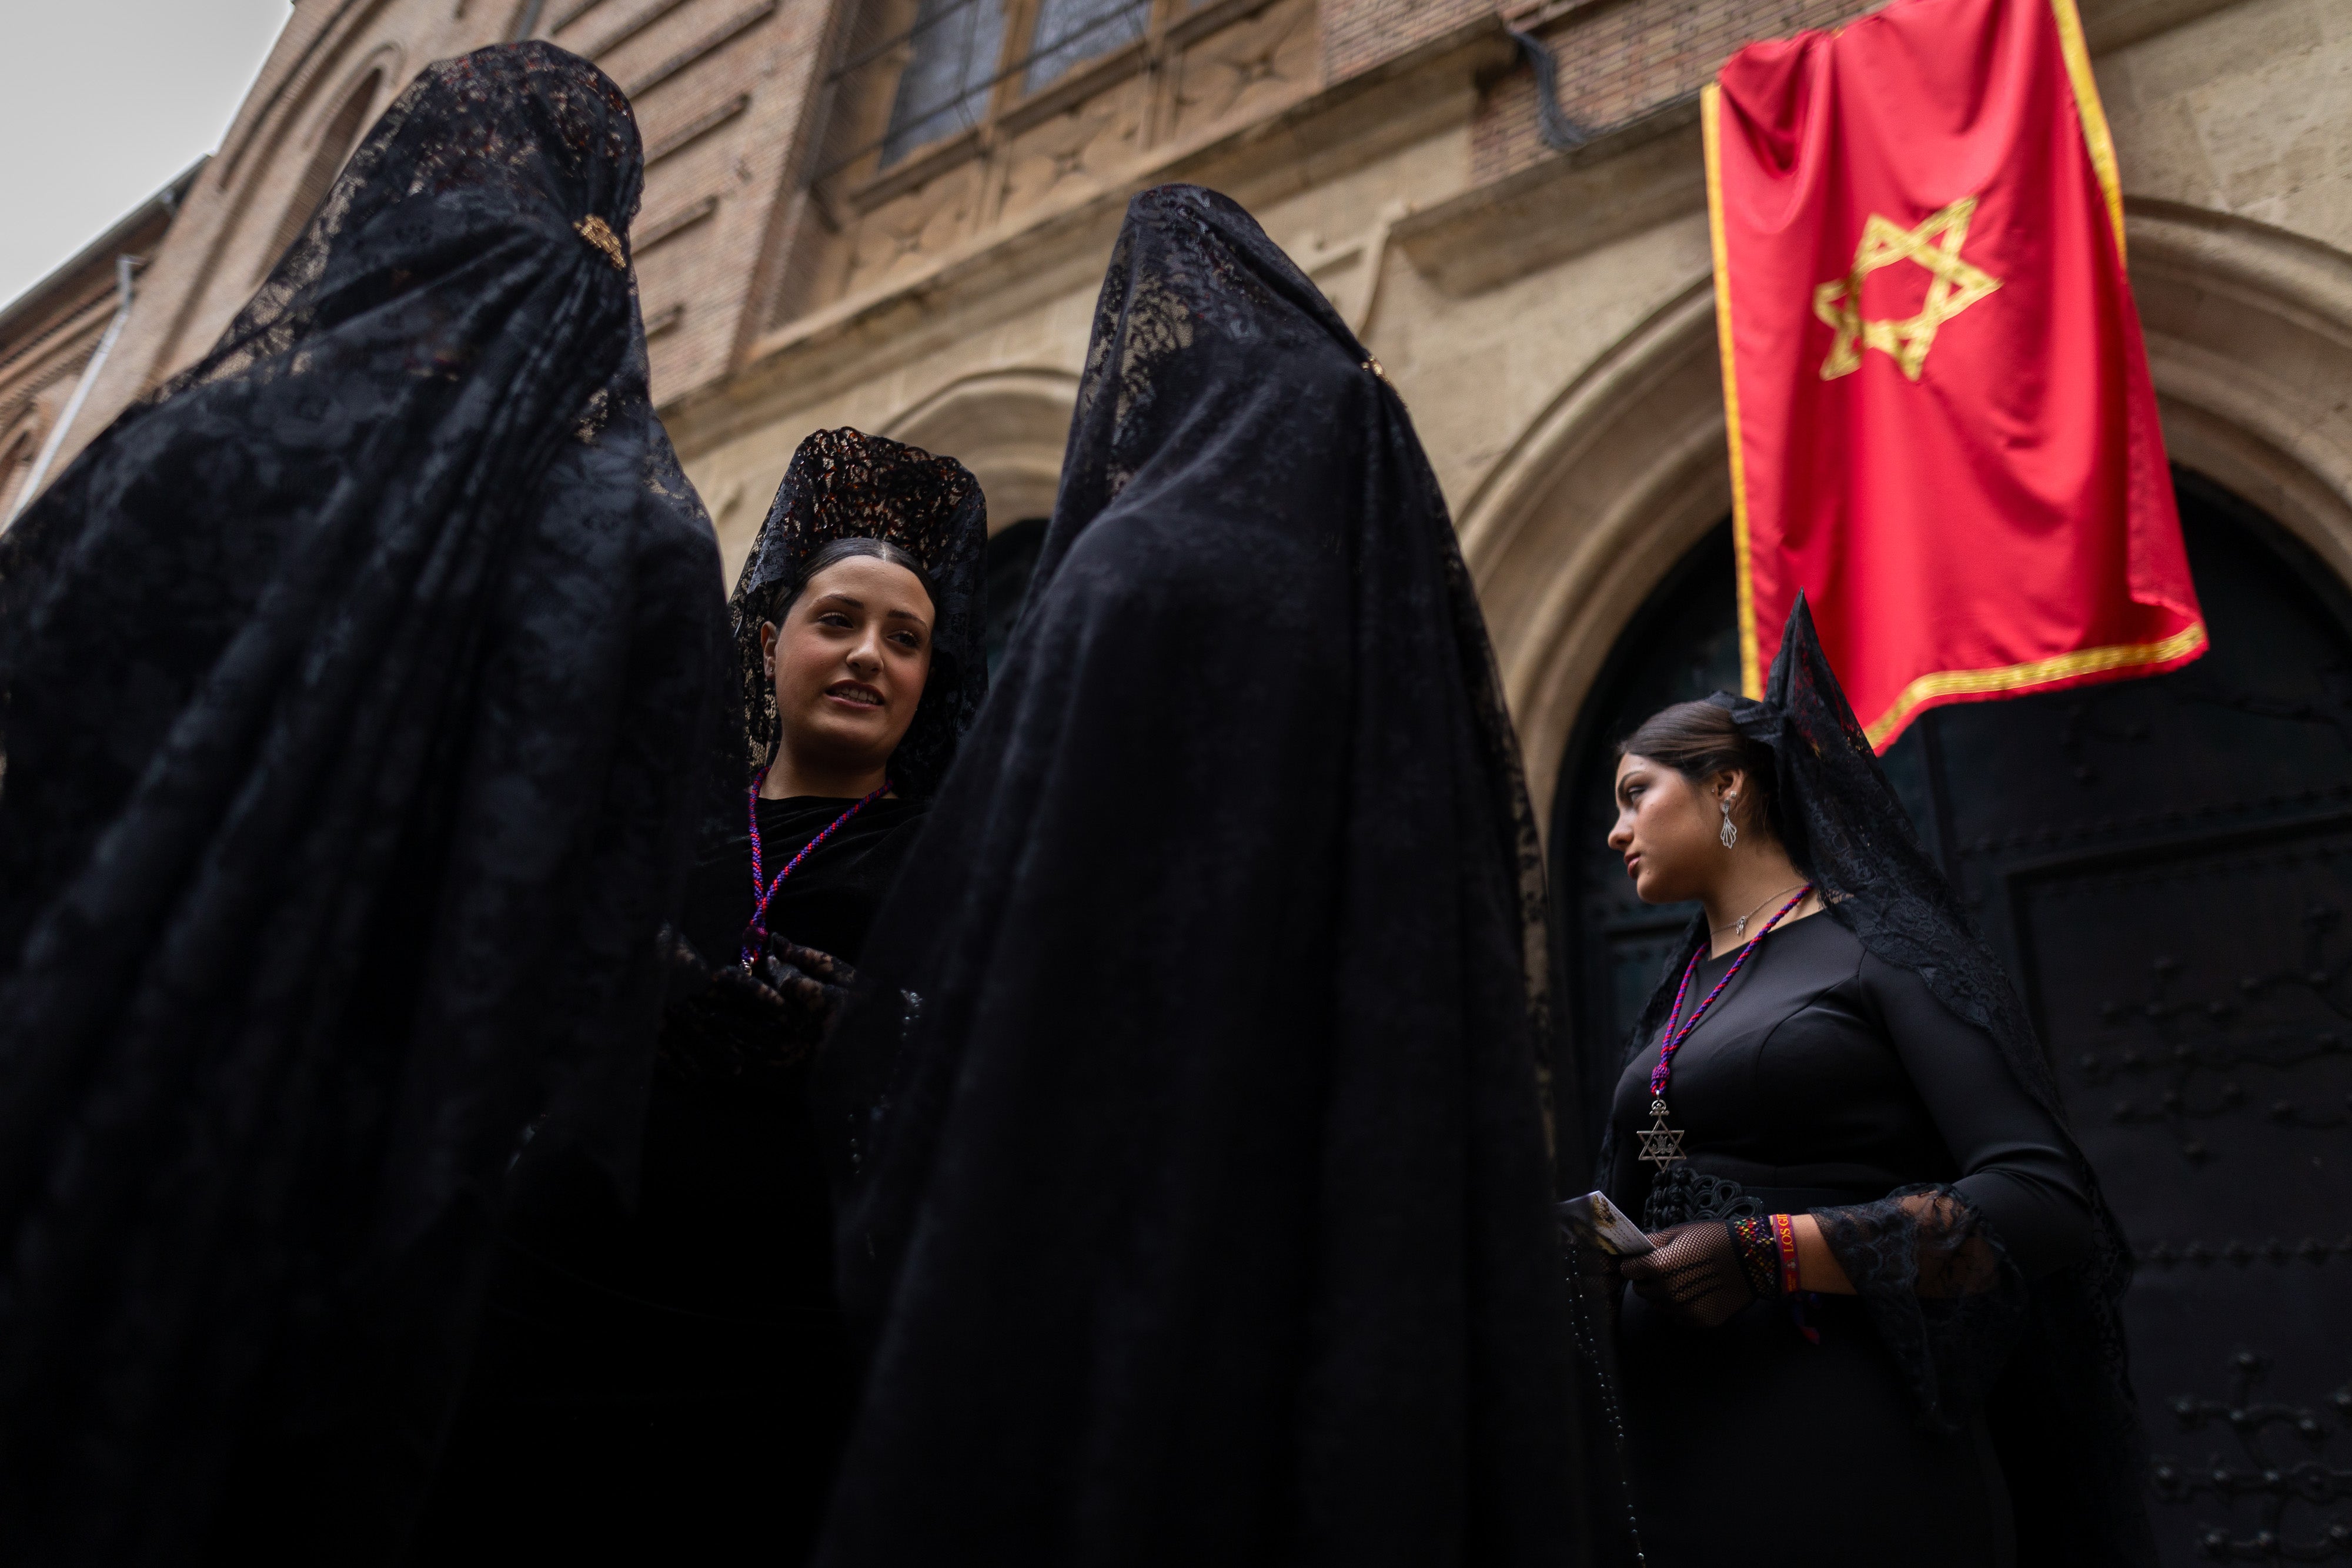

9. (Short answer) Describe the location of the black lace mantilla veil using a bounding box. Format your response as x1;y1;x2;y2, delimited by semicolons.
1608;597;2156;1566
0;44;729;1563
727;427;986;800
810;184;1585;1564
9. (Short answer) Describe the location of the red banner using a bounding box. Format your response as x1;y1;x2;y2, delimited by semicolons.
1705;0;2205;749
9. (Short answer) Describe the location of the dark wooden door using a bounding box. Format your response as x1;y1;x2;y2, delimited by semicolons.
1552;473;2352;1564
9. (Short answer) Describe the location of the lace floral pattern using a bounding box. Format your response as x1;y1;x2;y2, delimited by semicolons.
1641;1165;1766;1228
1812;1184;2030;1433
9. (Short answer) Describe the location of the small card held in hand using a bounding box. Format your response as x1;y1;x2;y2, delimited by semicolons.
1558;1191;1654;1256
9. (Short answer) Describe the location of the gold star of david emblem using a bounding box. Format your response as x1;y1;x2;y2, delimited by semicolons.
1812;196;2002;382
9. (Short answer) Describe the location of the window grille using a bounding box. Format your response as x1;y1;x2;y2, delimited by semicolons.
1021;0;1150;92
818;0;1165;183
880;0;1007;165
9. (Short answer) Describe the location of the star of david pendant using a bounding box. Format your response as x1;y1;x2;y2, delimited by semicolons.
1636;1098;1687;1169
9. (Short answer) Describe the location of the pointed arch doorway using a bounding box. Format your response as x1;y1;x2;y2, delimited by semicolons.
1552;470;2352;1566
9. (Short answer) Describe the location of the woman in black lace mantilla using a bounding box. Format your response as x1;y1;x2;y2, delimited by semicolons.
804;184;1587;1567
416;426;985;1562
1593;598;2154;1567
0;42;731;1564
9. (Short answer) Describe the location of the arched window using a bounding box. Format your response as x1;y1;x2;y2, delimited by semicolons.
259;71;382;276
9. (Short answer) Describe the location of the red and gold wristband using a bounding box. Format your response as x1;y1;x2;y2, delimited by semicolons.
1771;1212;1802;1296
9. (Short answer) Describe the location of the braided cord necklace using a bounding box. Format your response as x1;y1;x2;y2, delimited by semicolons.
740;775;888;970
1636;884;1813;1169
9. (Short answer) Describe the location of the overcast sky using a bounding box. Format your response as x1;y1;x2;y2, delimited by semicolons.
0;1;293;310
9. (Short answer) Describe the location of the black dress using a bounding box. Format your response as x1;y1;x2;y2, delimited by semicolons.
415;797;924;1564
1603;911;2092;1568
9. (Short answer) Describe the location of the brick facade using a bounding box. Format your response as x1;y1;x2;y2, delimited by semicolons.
6;0;843;477
1469;0;1876;184
0;0;1899;489
538;0;842;398
3;0;2344;591
1321;0;1492;83
0;0;1987;490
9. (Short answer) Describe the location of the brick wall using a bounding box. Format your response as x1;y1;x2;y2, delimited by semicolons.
24;0;848;474
1478;0;1876;181
1320;0;1879;183
1322;0;1494;82
533;0;840;404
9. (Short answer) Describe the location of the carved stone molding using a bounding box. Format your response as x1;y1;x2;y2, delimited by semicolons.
1453;279;1726;832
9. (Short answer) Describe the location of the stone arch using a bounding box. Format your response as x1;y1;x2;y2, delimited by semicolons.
2127;201;2352;594
1455;277;1727;833
881;367;1078;531
1460;201;2352;836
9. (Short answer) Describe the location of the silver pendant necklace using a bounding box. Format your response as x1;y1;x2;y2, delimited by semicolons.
1641;884;1813;1169
1636;1098;1688;1171
1712;881;1806;942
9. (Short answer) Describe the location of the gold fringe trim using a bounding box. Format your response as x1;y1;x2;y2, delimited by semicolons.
1862;620;2207;747
1703;82;1763;700
2049;0;2126;262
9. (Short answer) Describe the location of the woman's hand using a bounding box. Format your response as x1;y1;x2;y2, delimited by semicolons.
1618;1220;1770;1328
753;937;860;1040
656;927;860;1077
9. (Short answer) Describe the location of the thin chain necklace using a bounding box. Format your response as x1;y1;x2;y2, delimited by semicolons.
1710;881;1807;940
740;774;887;971
1636;884;1813;1169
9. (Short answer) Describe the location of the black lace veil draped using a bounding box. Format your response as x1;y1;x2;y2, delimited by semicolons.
810;184;1583;1565
0;43;729;1563
1611;597;2154;1566
727;427;987;801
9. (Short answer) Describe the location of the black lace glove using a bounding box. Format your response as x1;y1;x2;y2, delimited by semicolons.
1619;1216;1783;1328
765;937;858;1034
655;925;861;1081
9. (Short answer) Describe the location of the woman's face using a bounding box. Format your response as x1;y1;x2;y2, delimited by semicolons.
761;555;936;780
1608;755;1735;905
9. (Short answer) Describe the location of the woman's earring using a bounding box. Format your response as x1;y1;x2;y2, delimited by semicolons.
1719;796;1739;850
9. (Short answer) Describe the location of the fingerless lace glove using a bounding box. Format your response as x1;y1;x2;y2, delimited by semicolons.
1619;1215;1788;1328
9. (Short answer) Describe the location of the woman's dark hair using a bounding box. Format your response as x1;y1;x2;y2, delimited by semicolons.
1616;699;1785;842
771;536;942;628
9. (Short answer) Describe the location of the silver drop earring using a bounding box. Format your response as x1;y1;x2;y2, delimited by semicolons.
1719;795;1739;849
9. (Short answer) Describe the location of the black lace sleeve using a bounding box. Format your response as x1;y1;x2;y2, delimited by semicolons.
1862;948;2094;1278
1810;947;2092;1432
1812;1183;2032;1433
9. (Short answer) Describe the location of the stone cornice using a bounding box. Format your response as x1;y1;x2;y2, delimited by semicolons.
662;10;1510;451
660;0;2259;452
